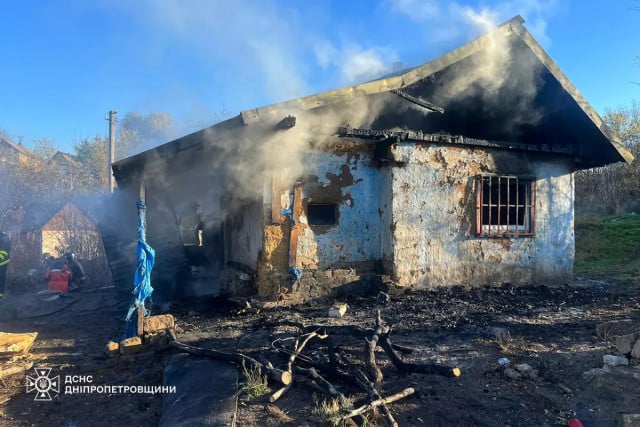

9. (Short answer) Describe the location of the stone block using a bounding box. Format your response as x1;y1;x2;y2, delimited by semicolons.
329;303;348;318
105;341;119;357
143;314;175;334
603;354;629;367
119;336;143;355
611;333;639;355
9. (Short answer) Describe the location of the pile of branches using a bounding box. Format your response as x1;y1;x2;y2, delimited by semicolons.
165;310;460;426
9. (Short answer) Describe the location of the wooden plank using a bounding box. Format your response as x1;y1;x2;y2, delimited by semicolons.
0;332;38;357
137;306;144;336
271;175;283;224
288;186;303;268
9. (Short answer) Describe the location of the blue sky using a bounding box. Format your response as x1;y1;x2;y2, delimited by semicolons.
1;0;638;153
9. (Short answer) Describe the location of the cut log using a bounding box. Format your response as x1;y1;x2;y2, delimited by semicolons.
341;387;415;421
353;368;398;427
391;343;416;354
269;384;291;403
381;335;461;377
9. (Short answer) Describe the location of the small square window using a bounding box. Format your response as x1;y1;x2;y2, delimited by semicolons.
476;176;535;236
307;204;337;226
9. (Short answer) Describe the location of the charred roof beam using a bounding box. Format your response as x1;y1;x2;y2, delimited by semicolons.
391;89;444;114
276;115;296;130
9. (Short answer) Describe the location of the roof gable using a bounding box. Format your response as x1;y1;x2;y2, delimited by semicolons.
0;138;36;158
239;15;631;168
114;16;631;172
51;151;80;167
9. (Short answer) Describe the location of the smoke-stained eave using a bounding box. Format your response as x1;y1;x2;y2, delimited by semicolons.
112;13;632;180
239;16;526;124
508;21;633;165
238;14;631;168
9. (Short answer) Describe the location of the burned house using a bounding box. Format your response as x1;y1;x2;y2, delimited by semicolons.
103;16;632;304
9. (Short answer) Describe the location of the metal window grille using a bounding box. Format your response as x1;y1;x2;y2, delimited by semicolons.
476;176;536;236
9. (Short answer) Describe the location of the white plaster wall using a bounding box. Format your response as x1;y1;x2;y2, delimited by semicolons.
295;151;382;269
389;143;574;287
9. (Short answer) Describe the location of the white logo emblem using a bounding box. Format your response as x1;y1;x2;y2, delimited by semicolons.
26;368;60;401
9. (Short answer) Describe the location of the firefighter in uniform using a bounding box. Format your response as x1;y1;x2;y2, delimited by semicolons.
0;231;10;296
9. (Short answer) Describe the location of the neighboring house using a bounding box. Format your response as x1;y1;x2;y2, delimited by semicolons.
50;151;80;172
103;16;632;304
20;202;101;262
0;138;36;165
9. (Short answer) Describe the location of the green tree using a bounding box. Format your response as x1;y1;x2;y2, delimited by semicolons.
74;136;109;191
576;101;640;213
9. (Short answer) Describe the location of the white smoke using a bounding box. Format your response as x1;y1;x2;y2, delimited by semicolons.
315;42;399;85
385;0;556;46
385;0;555;130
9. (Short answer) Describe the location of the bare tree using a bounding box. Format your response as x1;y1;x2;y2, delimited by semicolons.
576;101;640;213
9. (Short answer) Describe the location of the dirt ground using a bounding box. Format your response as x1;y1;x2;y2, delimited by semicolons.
1;278;639;427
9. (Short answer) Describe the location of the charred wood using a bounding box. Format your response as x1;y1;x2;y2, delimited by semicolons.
365;310;386;386
381;335;461;378
341;387;415;423
167;329;292;386
353;368;398;427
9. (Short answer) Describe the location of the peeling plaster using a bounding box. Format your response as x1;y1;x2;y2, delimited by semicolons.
257;141;576;298
389;143;574;287
295;150;382;269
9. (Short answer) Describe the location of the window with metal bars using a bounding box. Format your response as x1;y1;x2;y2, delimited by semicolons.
476;176;535;236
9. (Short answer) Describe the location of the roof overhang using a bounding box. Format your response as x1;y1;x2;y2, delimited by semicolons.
114;15;631;177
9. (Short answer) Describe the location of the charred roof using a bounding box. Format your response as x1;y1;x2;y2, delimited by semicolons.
113;15;632;178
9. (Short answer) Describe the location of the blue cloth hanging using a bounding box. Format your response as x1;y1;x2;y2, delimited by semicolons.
125;200;155;338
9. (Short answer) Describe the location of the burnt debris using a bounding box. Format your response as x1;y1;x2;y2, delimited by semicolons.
390;89;444;114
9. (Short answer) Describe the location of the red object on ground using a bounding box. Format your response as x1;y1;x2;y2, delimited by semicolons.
568;419;584;427
46;268;72;293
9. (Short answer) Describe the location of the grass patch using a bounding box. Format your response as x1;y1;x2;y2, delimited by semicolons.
239;361;270;399
575;213;640;283
312;398;357;427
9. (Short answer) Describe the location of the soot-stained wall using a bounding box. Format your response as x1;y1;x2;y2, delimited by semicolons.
295;149;383;269
256;140;575;300
387;143;574;287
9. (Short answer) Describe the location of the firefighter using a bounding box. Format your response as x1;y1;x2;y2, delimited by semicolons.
44;256;72;293
64;252;85;291
0;231;10;296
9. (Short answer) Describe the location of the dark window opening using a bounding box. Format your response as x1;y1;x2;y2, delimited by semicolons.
179;202;204;246
307;203;337;226
476;176;535;236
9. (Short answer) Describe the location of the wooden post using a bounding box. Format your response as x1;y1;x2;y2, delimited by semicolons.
137;306;144;336
138;177;146;335
107;110;117;193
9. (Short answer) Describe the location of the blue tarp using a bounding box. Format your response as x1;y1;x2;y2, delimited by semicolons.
125;201;155;338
